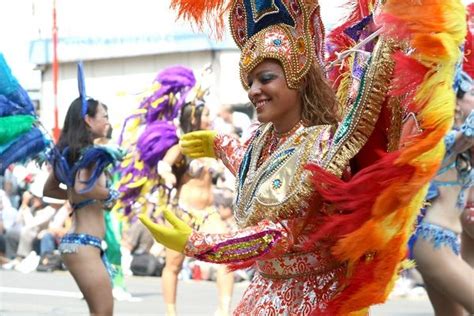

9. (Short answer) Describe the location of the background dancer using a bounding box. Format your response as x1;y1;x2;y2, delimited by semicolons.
412;70;474;315
43;64;122;315
115;66;234;316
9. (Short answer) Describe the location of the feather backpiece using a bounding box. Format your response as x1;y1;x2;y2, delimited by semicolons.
305;0;466;315
0;53;48;174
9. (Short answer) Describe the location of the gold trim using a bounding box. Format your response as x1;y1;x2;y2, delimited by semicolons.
235;124;331;227
250;0;279;23
322;38;398;177
258;262;346;280
387;95;403;152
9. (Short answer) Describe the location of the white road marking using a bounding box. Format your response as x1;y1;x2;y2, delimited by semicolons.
0;286;83;299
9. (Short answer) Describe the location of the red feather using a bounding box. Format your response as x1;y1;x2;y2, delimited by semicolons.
390;52;430;97
464;4;474;78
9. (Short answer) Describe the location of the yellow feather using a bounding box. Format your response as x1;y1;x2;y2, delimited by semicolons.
126;177;147;188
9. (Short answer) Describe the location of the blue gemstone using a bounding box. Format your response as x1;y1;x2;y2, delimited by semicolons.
273;179;282;189
273;39;282;46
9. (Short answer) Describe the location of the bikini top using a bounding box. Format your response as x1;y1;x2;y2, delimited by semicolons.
428;111;474;209
49;145;124;211
186;158;219;179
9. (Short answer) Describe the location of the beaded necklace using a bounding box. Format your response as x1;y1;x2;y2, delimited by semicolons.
257;120;303;168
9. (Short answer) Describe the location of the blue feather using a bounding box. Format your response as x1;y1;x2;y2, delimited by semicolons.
48;146;123;191
49;148;74;187
0;54;35;114
77;62;88;118
0;95;32;116
72;146;119;193
0;53;19;96
0;128;48;175
5;88;35;114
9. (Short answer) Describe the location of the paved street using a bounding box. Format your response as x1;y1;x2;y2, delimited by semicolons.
0;270;434;315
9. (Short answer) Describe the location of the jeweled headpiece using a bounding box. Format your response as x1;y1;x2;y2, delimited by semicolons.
171;0;325;89
231;0;324;89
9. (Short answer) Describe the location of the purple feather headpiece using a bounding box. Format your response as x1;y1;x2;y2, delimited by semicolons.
141;66;196;123
116;65;197;212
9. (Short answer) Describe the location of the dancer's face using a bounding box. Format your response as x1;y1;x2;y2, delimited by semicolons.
85;103;110;139
247;59;301;126
200;106;211;130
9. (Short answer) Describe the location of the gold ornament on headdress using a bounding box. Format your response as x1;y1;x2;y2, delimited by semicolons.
170;0;325;89
230;0;325;89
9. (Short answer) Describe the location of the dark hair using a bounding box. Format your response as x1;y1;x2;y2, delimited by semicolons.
457;89;466;100
180;102;205;134
57;97;102;164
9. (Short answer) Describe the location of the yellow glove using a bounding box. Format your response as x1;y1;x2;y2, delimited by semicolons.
138;209;192;253
179;130;217;158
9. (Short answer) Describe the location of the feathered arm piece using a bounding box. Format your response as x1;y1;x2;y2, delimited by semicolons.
73;145;125;193
305;1;466;315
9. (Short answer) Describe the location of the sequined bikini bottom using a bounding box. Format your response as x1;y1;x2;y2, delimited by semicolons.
59;233;114;279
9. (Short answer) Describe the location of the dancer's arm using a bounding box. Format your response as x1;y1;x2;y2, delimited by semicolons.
180;123;259;176
43;172;68;200
184;218;298;264
442;110;474;167
139;210;302;264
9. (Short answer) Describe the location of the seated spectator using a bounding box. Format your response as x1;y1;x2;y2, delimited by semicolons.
2;176;56;272
0;189;18;264
125;219;155;256
36;199;70;257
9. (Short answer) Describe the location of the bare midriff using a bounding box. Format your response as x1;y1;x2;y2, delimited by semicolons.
178;159;214;211
424;168;469;234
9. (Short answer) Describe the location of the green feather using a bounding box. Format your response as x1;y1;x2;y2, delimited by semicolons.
0;115;36;145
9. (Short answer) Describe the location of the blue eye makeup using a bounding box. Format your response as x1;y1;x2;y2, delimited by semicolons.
259;73;277;83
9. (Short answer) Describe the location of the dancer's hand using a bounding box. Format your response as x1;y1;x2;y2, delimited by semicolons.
138;208;192;253
179;130;217;158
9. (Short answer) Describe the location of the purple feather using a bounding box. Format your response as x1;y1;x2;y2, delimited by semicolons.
140;66;196;123
137;121;178;168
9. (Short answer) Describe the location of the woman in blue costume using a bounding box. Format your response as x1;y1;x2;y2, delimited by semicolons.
412;71;474;315
43;92;120;315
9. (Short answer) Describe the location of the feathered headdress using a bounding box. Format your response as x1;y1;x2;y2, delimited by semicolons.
0;53;49;174
171;0;324;89
115;66;197;217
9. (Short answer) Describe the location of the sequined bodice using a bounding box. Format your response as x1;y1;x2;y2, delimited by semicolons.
234;123;332;227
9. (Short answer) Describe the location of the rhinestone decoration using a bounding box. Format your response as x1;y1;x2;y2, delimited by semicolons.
272;178;283;189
